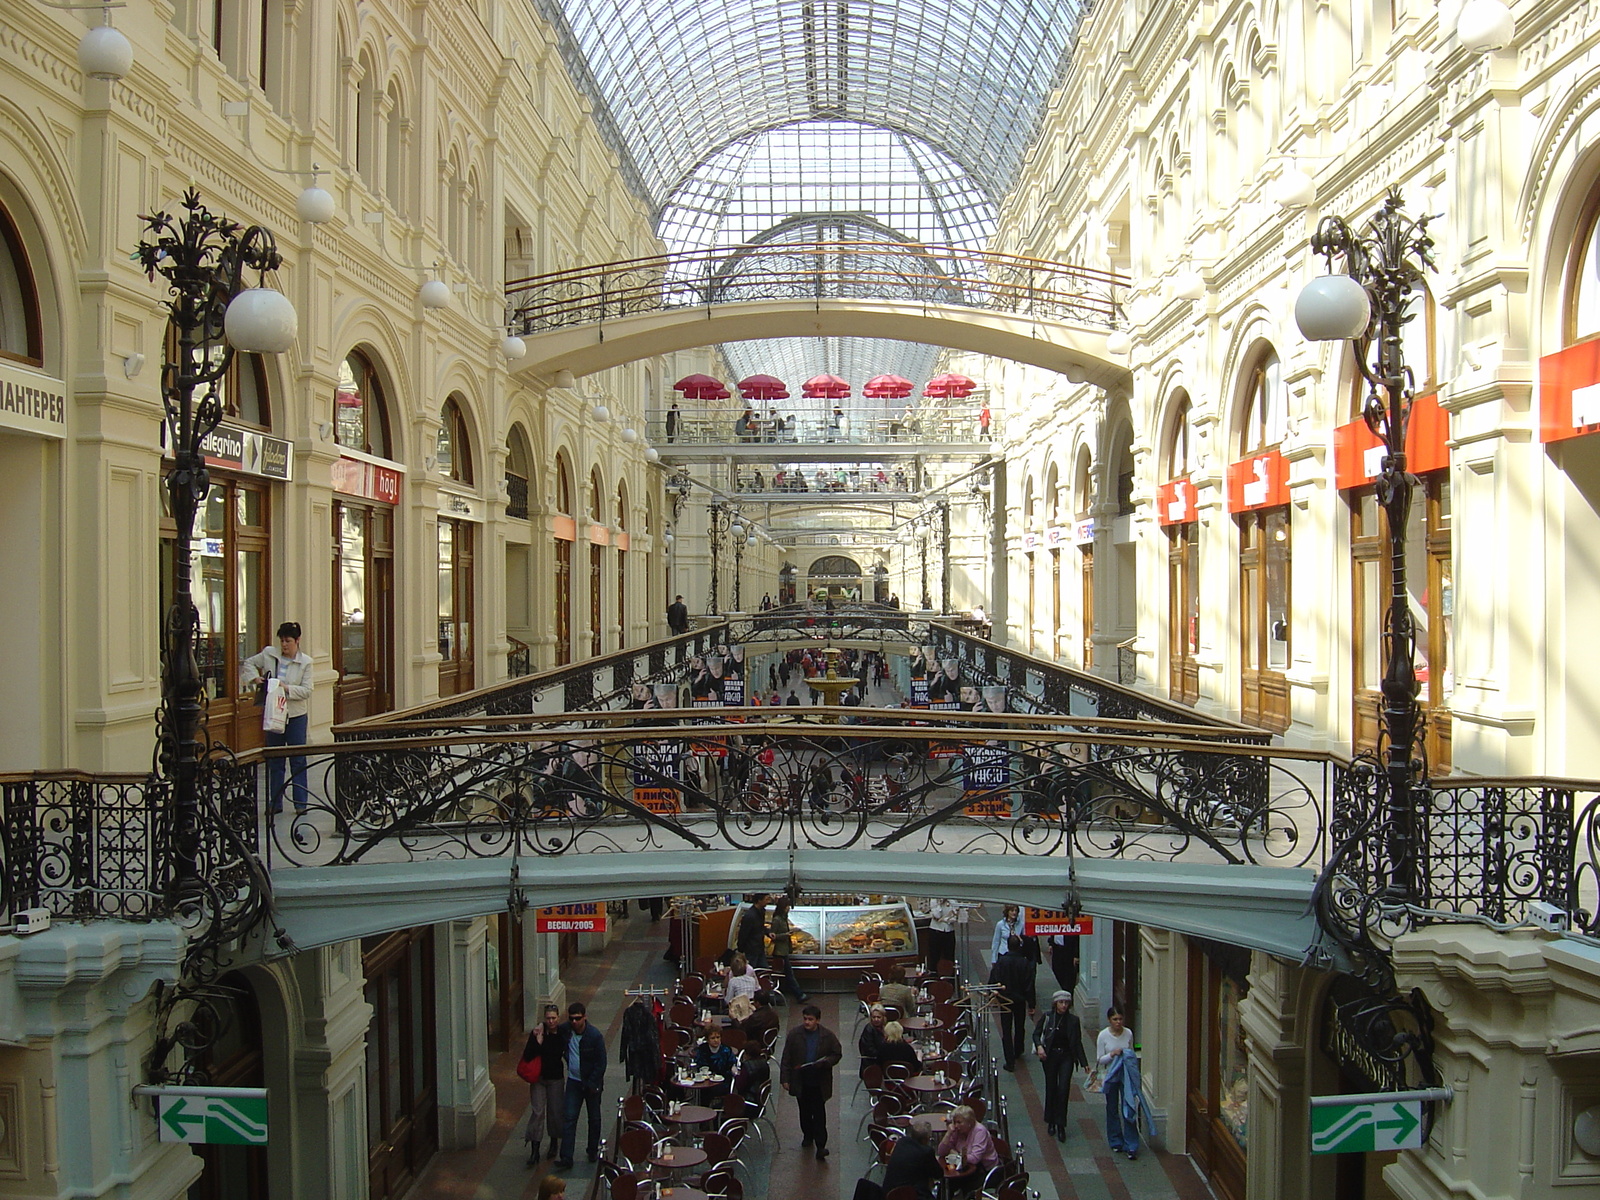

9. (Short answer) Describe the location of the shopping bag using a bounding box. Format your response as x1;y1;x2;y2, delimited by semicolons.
262;676;289;733
516;1054;543;1084
1083;1067;1102;1093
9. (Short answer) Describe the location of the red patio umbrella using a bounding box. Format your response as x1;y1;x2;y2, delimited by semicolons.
864;374;913;399
922;372;976;399
802;373;851;399
737;374;790;401
674;373;727;400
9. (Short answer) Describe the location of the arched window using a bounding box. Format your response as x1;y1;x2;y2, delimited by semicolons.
1239;349;1286;454
355;51;378;184
0;200;42;365
437;396;473;484
334;351;391;458
556;455;573;516
385;81;406;211
1236;347;1290;731
589;469;603;523
1163;391;1199;703
505;424;532;519
1568;188;1600;343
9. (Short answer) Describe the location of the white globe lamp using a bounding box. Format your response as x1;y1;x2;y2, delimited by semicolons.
1274;169;1316;209
1105;330;1133;356
79;22;133;81
1295;274;1372;341
501;335;527;362
1173;269;1206;302
224;288;297;354
591;404;610;424
1457;0;1514;53
296;186;336;224
419;279;451;310
645;446;660;463
621;427;638;443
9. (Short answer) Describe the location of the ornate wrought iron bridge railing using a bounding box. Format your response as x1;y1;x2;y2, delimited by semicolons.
3;616;1597;950
505;242;1129;336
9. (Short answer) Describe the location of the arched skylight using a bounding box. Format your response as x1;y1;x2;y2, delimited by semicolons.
658;122;995;256
539;0;1090;209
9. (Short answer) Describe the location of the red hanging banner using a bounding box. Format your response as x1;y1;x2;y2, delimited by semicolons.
1333;392;1448;488
1156;476;1197;525
1021;909;1094;936
1225;449;1289;512
1539;342;1600;444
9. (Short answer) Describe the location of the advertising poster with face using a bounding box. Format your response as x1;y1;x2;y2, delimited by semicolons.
909;646;931;707
717;643;746;707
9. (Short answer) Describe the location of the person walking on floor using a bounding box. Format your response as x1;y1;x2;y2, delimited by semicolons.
989;904;1024;966
780;1004;842;1161
767;898;809;1001
925;898;959;972
667;594;689;636
737;894;769;968
1033;990;1087;1142
240;620;314;813
988;934;1036;1071
555;1002;606;1168
1049;930;1081;994
1097;1005;1139;1160
523;1004;569;1165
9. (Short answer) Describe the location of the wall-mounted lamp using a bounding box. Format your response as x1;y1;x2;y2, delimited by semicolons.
1104;330;1133;356
67;2;132;81
621;427;638;443
419;278;451;310
501;335;527;362
590;404;610;423
553;369;577;389
1457;0;1513;53
318;421;334;441
1172;268;1206;302
1273;166;1317;209
122;352;144;379
644;446;660;463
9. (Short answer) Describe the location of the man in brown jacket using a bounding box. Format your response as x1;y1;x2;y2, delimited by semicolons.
779;1004;843;1160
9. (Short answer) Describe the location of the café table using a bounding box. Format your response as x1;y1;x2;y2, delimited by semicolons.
650;1145;709;1184
900;1016;943;1034
663;1103;718;1145
655;1189;708;1200
899;1075;956;1112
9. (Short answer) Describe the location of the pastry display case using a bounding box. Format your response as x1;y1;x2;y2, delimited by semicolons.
730;897;917;981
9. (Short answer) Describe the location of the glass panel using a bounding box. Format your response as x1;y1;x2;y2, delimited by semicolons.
1242;558;1260;671
235;485;264;529
1435;556;1455;702
384;971;403;1126
1261;355;1286;447
1265;509;1290;672
340;506;368;676
1183;528;1200;654
436;412;454;478
1358;558;1382;691
1217;973;1250;1151
237;550;263;696
0;216;31;354
365;980;383;1147
1354;488;1379;537
438;521;455;662
1406;503;1430;688
196;485;228;701
1575;206;1600;342
408;938;428;1104
335;356;366;451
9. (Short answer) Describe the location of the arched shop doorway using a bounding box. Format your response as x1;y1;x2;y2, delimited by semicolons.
807;554;863;602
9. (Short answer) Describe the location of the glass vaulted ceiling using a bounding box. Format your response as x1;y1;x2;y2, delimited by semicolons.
537;0;1087;401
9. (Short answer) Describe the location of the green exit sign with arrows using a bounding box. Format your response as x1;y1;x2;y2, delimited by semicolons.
137;1086;269;1146
1311;1098;1424;1153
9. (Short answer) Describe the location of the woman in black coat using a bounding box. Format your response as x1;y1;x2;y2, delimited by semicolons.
1032;989;1088;1141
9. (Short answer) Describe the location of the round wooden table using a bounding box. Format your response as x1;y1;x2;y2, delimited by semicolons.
656;1189;709;1200
900;1016;943;1033
664;1103;718;1143
651;1146;709;1182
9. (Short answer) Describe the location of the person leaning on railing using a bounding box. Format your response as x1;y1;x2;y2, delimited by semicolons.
240;621;313;814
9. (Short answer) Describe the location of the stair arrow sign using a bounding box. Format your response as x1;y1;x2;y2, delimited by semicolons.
160;1096;206;1141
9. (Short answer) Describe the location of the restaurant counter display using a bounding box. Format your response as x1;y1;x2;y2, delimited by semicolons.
730;898;918;984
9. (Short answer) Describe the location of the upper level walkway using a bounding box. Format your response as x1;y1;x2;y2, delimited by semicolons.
5;616;1595;987
505;242;1133;386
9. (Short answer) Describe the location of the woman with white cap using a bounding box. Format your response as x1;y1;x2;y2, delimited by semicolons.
1032;989;1087;1142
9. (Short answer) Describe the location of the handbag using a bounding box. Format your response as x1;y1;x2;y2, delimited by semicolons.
517;1054;543;1084
262;676;289;733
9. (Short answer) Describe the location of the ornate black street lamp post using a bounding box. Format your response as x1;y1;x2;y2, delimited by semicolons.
706;501;730;615
1296;186;1435;904
139;190;294;900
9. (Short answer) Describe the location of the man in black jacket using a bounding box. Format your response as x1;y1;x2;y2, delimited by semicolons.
667;595;689;635
780;1005;843;1160
555;1002;607;1168
988;935;1037;1071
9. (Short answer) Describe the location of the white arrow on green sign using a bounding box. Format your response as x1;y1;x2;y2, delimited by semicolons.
1310;1099;1423;1153
149;1090;269;1146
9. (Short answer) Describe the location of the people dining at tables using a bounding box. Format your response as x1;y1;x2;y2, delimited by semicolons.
876;962;918;1016
881;1120;942;1200
720;952;760;1013
691;1027;736;1097
858;1003;889;1074
877;1021;921;1076
937;1105;999;1194
737;989;780;1047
